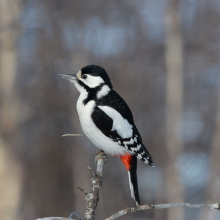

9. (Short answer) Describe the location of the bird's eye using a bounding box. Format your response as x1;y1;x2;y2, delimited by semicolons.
82;75;87;79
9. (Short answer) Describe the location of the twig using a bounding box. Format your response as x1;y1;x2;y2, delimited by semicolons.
77;186;88;195
36;218;75;220
68;212;83;220
87;166;96;177
105;203;220;220
62;134;86;137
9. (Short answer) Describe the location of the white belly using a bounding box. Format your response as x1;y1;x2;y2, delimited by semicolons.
76;96;128;156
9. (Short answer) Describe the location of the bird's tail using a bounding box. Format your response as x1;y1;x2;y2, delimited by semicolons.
120;155;140;205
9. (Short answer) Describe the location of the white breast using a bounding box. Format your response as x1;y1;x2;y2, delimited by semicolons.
76;94;128;156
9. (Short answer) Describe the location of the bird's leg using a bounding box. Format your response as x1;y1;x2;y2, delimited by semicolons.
95;149;108;164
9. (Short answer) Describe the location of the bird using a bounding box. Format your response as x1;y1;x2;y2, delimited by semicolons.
59;65;154;206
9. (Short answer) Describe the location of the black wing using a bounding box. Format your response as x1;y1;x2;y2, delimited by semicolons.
92;90;154;166
96;90;134;125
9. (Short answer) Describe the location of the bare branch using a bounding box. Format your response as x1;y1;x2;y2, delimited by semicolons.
87;166;96;177
36;202;220;220
84;151;108;220
105;203;220;220
62;134;86;137
36;218;75;220
77;186;88;195
36;149;219;220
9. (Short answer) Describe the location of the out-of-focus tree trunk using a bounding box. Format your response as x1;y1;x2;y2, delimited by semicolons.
164;0;184;220
200;88;220;220
0;0;22;220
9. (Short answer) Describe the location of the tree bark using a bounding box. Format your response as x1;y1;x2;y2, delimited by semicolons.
0;1;22;220
164;0;184;220
200;87;220;220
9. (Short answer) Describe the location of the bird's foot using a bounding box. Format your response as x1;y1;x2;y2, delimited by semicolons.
95;150;108;164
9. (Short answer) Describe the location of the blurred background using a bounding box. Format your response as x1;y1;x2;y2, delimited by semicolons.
0;0;220;220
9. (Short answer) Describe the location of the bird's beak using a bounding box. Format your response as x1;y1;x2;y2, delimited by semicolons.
58;74;77;81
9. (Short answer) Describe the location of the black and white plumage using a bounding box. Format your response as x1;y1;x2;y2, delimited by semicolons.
59;65;154;205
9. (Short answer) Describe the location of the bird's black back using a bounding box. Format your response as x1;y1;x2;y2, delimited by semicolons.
96;90;134;125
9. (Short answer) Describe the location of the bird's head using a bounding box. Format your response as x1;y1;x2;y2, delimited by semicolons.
59;65;113;96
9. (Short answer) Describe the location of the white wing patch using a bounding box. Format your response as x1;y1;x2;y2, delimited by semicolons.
97;106;133;138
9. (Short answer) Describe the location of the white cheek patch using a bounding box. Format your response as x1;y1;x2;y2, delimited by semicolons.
96;85;110;99
97;106;133;139
72;80;85;94
82;75;104;88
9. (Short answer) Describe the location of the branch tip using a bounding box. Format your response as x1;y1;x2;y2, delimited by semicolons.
62;134;86;137
87;166;96;177
212;203;220;210
77;186;88;195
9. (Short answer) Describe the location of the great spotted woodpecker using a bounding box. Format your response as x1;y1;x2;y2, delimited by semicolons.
59;65;154;205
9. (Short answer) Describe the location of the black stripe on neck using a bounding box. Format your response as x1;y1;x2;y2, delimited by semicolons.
77;79;105;105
